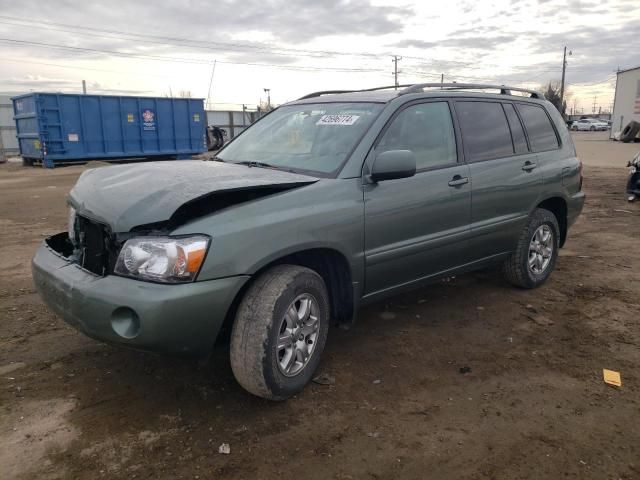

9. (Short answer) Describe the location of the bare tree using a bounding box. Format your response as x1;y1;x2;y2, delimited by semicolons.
542;81;568;117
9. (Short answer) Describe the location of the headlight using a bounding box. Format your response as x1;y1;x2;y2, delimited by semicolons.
114;236;210;283
68;206;77;244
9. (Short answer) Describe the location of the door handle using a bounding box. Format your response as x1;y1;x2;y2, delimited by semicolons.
448;175;469;187
522;161;537;172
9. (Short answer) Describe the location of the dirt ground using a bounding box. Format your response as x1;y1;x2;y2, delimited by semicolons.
1;132;639;480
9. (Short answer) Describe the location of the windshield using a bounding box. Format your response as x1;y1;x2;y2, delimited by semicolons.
217;102;384;176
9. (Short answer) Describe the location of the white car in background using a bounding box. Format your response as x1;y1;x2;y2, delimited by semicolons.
571;118;609;131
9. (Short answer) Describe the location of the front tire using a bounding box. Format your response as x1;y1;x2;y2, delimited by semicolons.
503;208;560;289
230;265;330;400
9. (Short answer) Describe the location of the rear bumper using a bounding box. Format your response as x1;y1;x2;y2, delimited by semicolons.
567;191;586;228
32;238;249;357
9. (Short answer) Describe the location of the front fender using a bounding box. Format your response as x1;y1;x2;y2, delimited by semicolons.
171;178;366;285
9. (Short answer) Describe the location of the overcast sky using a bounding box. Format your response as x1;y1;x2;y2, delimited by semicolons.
0;0;638;113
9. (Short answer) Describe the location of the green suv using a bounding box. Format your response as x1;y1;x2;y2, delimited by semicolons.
32;84;585;400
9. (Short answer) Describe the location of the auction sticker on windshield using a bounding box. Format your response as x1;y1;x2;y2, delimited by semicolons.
316;114;360;126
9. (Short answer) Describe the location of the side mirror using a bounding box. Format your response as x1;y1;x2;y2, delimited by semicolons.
370;150;416;182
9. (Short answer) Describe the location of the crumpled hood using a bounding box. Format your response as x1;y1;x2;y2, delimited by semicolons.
68;160;318;232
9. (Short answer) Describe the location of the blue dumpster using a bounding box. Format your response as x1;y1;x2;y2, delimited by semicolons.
13;93;206;167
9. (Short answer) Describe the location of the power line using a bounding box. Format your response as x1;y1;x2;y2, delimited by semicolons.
570;75;617;87
0;37;387;73
0;56;177;79
0;15;385;60
215;60;383;73
0;13;598;73
0;15;622;94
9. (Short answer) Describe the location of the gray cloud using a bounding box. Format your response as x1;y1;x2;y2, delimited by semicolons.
530;22;640;82
0;0;637;104
2;0;411;44
393;34;518;50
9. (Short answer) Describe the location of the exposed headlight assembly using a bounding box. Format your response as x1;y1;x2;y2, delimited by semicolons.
68;206;77;245
115;236;210;283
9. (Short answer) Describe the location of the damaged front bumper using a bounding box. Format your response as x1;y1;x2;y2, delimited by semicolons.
32;233;249;356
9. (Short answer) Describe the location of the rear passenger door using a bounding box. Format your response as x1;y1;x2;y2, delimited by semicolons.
454;100;543;260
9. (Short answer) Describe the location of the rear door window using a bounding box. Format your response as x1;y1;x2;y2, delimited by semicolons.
455;101;513;162
516;104;559;152
503;103;529;154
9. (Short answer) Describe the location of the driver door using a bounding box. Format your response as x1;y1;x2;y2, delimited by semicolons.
363;101;471;298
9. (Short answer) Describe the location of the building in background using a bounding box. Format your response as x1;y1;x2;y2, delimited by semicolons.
611;66;640;138
0;95;19;158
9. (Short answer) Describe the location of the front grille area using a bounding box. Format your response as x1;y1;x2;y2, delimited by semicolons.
75;216;115;276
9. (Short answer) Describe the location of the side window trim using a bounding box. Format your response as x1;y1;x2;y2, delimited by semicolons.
369;99;461;174
501;103;517;154
452;98;515;164
502;101;532;154
514;102;562;152
510;101;532;152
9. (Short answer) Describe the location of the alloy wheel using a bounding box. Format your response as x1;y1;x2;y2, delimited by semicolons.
276;294;320;377
528;225;554;274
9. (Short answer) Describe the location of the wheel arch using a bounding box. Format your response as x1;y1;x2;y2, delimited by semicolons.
218;247;356;345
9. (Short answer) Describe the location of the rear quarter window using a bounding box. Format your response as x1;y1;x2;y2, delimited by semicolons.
516;104;559;152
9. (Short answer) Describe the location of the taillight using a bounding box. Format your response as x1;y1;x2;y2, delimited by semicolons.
578;158;583;191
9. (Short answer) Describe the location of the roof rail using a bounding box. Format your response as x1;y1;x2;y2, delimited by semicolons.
399;83;544;99
297;85;414;100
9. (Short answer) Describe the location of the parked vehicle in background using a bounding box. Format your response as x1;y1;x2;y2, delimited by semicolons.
32;84;585;401
571;118;609;131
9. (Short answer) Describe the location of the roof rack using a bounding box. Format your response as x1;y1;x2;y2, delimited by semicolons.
297;83;545;101
399;83;544;99
297;85;413;100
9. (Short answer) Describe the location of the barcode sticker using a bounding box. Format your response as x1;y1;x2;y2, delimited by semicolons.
316;115;360;126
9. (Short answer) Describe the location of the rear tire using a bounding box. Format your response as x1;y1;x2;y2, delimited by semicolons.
503;208;560;289
230;265;330;400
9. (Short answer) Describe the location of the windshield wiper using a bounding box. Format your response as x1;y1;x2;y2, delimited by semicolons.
212;156;225;162
236;161;278;169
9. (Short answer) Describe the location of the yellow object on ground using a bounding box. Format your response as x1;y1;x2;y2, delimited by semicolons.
603;369;622;387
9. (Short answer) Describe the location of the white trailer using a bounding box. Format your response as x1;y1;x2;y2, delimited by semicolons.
611;66;640;140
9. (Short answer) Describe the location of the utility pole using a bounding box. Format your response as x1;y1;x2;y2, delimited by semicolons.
592;96;597;114
82;80;86;94
392;56;402;89
263;88;271;110
205;60;217;109
559;46;571;113
440;73;444;89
